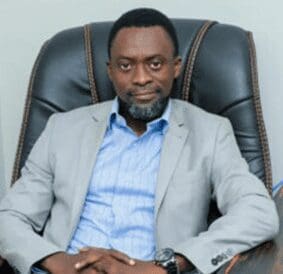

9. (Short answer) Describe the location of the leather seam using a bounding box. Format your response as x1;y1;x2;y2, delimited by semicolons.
224;254;240;274
11;40;50;185
84;24;99;104
247;31;272;194
182;20;216;101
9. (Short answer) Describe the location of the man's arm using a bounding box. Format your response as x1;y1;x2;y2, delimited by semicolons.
0;115;65;274
173;119;279;274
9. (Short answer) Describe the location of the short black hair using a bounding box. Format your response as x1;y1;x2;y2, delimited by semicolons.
108;8;179;58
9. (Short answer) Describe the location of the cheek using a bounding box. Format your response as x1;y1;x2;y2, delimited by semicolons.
112;75;129;91
158;73;175;90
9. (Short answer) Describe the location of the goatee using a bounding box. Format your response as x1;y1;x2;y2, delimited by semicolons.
119;96;169;122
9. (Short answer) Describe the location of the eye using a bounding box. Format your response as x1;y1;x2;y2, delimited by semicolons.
149;59;163;70
118;62;132;72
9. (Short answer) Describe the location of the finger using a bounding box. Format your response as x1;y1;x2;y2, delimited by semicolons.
91;267;107;274
74;255;99;270
79;247;91;252
109;249;135;265
91;259;109;274
80;267;102;274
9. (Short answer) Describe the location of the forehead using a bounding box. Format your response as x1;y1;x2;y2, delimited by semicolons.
110;26;175;59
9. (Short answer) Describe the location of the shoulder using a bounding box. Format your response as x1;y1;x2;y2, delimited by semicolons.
171;99;230;131
48;100;113;125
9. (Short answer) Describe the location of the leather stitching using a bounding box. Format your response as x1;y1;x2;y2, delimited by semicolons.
84;24;99;104
11;40;50;185
247;31;272;194
182;20;215;101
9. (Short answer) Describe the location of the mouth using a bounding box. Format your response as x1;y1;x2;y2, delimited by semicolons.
133;91;156;101
128;89;159;102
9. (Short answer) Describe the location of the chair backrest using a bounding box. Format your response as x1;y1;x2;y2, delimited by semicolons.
12;19;272;196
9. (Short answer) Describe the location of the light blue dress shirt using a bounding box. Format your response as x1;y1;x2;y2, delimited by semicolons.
32;98;171;273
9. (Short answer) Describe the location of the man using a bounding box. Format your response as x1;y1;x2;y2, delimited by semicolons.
0;8;279;274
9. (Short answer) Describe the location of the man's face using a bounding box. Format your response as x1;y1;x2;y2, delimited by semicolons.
107;26;182;121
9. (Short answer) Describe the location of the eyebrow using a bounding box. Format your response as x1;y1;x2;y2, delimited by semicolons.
114;54;168;61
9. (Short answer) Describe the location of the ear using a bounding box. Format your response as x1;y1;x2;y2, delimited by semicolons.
173;56;182;79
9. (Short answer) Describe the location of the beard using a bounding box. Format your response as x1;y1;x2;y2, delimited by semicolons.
118;89;169;122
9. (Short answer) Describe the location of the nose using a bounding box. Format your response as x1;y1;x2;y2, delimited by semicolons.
132;64;152;86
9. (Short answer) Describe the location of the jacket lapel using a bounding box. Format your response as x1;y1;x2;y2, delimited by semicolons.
154;106;189;219
67;103;112;245
71;119;107;211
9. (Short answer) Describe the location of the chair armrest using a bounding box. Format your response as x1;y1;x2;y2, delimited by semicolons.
216;187;283;274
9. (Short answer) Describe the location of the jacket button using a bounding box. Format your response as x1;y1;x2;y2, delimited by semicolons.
211;258;218;265
226;248;233;256
217;255;223;262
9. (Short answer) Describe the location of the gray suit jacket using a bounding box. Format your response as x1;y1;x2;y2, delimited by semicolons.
0;99;279;274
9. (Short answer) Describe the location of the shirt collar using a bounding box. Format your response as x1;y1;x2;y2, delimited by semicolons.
108;97;171;134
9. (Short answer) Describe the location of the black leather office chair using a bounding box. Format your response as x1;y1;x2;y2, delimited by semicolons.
1;19;282;274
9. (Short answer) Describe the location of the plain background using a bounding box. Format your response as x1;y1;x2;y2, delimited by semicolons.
0;0;282;198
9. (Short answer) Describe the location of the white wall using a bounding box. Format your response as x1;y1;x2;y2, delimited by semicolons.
0;0;282;194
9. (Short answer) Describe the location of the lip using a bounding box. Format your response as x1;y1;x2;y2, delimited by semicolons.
132;91;157;101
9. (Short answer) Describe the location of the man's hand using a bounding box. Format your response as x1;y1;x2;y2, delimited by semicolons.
40;248;135;274
75;247;135;270
40;252;90;274
40;248;167;274
77;253;165;274
75;247;166;274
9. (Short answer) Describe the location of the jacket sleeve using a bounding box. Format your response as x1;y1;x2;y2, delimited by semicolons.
0;114;64;274
174;118;279;274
